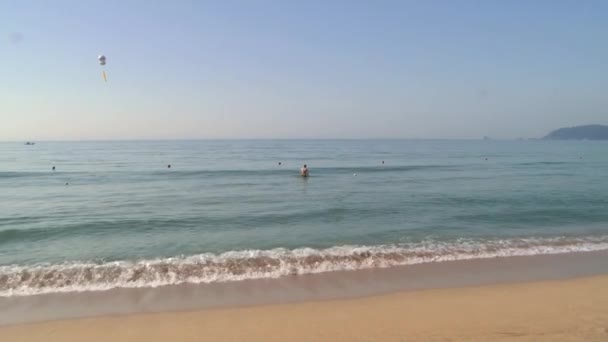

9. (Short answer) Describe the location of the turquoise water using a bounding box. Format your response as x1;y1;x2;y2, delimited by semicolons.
1;140;608;295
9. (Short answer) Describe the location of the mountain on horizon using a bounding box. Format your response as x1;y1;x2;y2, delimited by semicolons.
543;125;608;140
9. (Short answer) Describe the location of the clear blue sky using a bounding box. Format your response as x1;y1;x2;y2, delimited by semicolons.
2;0;607;140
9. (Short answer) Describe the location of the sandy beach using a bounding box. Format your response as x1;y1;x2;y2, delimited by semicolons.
2;274;607;342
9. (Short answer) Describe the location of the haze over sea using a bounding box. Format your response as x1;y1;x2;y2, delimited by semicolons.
1;139;608;296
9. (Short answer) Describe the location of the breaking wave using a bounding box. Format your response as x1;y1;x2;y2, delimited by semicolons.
1;235;608;297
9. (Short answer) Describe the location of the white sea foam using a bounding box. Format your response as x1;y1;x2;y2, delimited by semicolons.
1;236;608;297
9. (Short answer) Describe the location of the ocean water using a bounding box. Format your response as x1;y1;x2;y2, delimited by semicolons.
1;140;608;296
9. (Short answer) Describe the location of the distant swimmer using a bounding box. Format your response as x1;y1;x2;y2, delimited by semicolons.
52;166;55;171
300;164;309;177
167;164;171;169
278;162;282;166
382;161;385;165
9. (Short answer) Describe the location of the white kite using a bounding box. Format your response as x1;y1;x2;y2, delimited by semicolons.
98;55;107;82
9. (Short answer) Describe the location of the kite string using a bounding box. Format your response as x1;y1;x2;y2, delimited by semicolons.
102;70;107;82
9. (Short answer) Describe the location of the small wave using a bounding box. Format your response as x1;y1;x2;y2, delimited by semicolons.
0;165;454;182
1;236;608;297
0;171;85;179
156;165;456;178
516;161;570;166
323;165;457;173
0;172;44;179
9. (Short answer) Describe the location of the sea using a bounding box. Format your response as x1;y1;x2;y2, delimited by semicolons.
1;139;607;297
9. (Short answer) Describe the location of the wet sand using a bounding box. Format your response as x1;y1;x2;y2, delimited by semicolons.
2;251;608;341
2;250;608;325
1;274;608;341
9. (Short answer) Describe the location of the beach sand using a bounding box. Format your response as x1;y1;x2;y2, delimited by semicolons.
1;275;607;341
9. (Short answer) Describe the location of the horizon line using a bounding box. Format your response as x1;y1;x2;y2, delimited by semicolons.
1;137;539;143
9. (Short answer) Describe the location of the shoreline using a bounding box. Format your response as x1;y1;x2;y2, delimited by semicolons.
1;274;608;341
1;249;608;326
3;235;608;298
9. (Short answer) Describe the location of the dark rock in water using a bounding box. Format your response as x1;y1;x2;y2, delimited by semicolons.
543;125;608;140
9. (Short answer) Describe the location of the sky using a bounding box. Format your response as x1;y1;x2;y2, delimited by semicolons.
1;0;607;140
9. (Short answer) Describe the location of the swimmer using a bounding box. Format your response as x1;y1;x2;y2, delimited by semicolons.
300;164;309;177
52;166;55;171
382;161;384;164
167;164;171;169
278;162;282;166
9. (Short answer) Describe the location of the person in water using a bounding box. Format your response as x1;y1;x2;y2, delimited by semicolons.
300;164;309;177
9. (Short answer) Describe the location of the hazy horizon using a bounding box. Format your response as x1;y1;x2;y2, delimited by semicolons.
0;137;565;142
2;1;607;140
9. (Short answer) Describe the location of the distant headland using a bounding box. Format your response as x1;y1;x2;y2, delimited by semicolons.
543;125;608;140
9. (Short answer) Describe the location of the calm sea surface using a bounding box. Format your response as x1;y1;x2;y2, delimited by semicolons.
1;140;607;295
